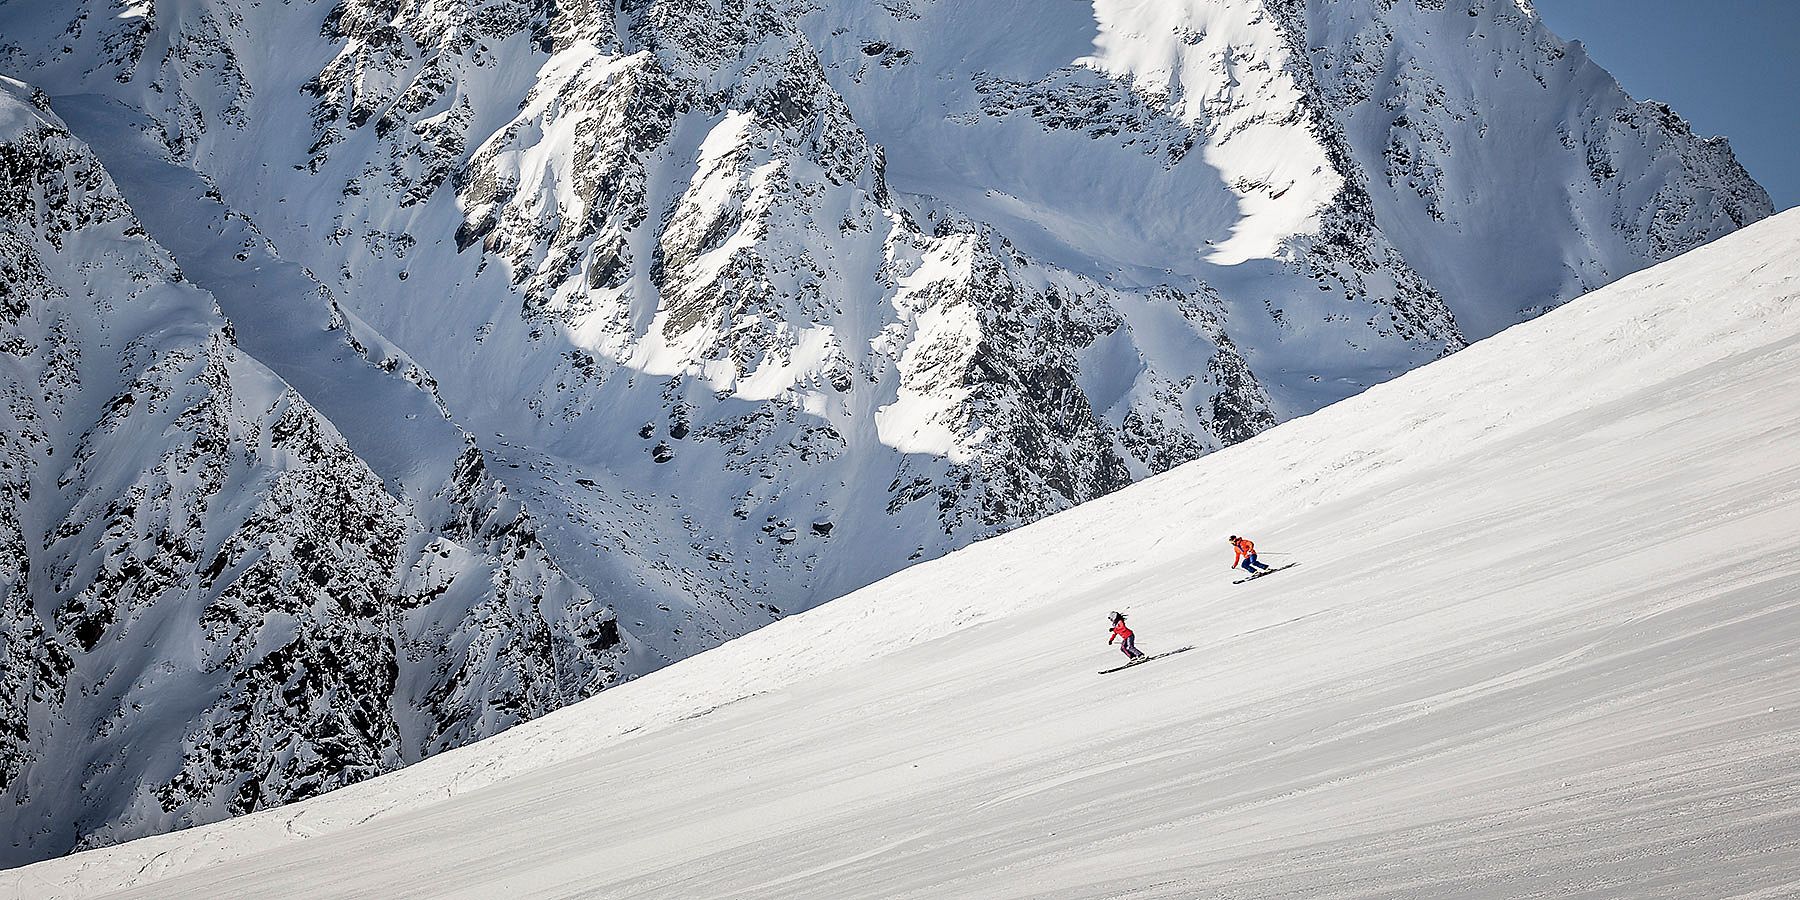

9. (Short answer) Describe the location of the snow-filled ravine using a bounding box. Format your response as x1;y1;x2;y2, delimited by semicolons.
10;211;1800;899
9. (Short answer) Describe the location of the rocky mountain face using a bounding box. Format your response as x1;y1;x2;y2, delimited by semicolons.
0;0;1771;865
0;80;631;865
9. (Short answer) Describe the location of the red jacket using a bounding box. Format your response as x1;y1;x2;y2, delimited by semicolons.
1109;621;1133;643
1231;537;1256;564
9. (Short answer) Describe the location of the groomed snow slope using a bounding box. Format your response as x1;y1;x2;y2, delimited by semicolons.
10;210;1800;898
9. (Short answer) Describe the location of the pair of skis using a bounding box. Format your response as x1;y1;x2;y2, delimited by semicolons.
1232;562;1299;585
1098;645;1194;674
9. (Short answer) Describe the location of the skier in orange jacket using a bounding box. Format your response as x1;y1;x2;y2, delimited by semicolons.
1229;535;1273;577
1108;611;1146;662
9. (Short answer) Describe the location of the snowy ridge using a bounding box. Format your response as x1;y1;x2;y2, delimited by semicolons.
0;79;636;867
10;208;1798;898
0;0;1776;860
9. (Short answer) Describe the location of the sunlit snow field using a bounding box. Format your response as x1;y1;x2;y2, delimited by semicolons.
10;212;1800;898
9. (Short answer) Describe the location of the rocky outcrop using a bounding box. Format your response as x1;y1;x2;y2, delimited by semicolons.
0;80;628;866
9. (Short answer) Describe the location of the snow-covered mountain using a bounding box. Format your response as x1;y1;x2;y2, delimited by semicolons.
0;78;638;865
9;205;1798;900
0;0;1773;865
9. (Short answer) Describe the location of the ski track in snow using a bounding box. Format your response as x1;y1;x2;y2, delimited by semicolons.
7;215;1800;898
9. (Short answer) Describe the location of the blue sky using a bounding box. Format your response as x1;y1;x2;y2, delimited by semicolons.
1533;0;1798;210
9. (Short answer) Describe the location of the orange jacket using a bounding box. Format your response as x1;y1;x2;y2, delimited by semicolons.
1231;537;1256;564
1109;621;1133;643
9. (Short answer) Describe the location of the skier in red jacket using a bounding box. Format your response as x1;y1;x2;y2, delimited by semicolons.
1108;611;1146;662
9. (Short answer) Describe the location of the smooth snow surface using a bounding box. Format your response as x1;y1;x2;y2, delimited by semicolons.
10;211;1800;898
